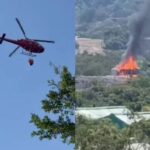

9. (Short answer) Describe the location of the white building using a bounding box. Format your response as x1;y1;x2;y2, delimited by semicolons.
76;106;150;127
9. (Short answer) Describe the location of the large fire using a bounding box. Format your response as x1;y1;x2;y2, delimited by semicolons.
113;56;140;77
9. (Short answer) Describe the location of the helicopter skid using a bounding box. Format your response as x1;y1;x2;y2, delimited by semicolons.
21;51;36;57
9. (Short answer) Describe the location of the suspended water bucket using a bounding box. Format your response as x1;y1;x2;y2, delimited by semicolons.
28;58;34;66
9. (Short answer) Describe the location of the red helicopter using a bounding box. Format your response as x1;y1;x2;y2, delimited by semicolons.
0;18;55;66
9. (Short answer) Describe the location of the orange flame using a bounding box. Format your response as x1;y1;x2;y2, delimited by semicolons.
114;56;140;76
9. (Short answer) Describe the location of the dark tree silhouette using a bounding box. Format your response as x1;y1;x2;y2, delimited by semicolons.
30;66;75;144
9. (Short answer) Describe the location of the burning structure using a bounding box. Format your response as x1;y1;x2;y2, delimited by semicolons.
113;0;150;77
112;56;140;77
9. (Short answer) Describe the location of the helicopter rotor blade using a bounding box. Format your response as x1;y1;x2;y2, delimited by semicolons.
9;46;20;57
16;18;27;39
32;39;55;43
0;33;6;44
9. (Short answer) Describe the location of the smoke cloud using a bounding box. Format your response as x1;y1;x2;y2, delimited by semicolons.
125;0;150;59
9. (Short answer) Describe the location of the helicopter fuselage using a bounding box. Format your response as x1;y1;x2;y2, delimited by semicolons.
0;18;54;66
1;38;44;53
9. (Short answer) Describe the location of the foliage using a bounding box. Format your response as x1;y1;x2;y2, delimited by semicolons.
76;77;150;112
76;116;125;150
76;0;142;50
76;115;150;150
103;24;129;50
124;119;150;145
76;51;122;76
30;66;75;144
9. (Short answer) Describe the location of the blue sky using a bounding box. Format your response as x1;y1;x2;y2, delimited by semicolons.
0;0;74;150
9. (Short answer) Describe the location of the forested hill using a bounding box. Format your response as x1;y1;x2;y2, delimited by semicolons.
76;0;143;50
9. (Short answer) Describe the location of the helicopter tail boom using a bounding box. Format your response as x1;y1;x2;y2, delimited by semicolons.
0;33;6;44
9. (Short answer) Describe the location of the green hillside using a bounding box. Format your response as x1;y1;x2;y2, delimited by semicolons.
76;0;143;50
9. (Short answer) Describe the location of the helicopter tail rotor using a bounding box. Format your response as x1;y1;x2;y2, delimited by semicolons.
0;33;6;44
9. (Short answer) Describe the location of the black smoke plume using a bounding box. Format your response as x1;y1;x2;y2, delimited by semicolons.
125;0;150;59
